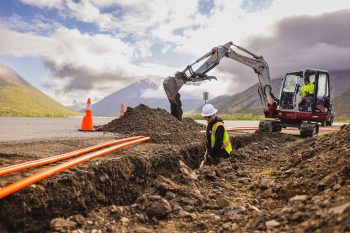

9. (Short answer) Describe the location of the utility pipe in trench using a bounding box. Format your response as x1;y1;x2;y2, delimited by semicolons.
0;136;143;177
0;136;150;199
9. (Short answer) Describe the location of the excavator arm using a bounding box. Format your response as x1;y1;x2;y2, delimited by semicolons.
163;42;279;120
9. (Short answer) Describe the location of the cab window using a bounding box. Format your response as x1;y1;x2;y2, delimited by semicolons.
283;75;298;93
317;73;329;98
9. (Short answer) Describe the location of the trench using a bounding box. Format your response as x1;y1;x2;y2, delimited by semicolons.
0;134;258;233
0;142;205;232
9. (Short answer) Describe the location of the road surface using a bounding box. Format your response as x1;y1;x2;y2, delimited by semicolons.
0;117;116;142
0;117;345;142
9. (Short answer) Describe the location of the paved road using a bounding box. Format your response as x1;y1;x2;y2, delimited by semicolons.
0;117;116;143
0;117;345;143
0;117;259;142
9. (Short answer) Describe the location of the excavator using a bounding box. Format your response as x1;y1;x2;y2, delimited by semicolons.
163;42;334;137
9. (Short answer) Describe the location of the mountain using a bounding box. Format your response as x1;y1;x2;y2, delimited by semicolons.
199;70;350;119
92;79;203;116
0;64;79;117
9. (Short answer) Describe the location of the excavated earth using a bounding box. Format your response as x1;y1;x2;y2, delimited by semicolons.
0;105;349;233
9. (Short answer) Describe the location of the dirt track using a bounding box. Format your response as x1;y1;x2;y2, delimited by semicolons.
0;105;349;233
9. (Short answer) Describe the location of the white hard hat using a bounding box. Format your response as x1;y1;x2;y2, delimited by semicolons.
201;104;217;117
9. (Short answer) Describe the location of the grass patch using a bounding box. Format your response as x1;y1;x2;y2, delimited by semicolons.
0;86;79;117
174;221;187;231
247;191;254;199
336;119;350;123
191;115;268;121
316;133;328;140
263;168;278;175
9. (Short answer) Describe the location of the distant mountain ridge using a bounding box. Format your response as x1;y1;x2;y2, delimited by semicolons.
0;64;33;87
0;64;78;117
3;63;348;119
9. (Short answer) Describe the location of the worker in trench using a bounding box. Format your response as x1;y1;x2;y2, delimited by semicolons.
201;104;233;164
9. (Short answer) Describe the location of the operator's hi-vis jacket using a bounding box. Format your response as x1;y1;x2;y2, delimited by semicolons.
206;117;233;157
300;82;314;97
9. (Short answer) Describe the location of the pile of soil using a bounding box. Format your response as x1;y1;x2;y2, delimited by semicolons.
266;124;350;232
97;104;205;144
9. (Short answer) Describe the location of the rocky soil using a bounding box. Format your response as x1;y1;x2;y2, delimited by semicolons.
0;105;349;233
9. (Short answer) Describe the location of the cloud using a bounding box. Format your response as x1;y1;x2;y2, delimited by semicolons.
0;14;60;34
2;0;350;105
216;9;350;92
42;61;131;91
20;0;64;9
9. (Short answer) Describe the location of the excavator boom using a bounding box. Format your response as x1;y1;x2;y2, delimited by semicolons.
163;42;278;120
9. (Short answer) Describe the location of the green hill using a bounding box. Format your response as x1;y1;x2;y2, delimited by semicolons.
333;90;350;120
0;64;79;117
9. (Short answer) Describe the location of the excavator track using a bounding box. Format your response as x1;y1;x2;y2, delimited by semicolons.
300;122;319;137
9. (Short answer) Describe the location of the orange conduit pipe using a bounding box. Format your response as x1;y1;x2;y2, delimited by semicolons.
0;136;150;200
0;136;143;177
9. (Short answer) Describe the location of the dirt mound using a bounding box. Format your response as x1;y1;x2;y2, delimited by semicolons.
97;104;205;144
249;125;350;232
280;124;350;195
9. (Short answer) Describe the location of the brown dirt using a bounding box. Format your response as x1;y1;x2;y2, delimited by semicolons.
0;105;349;233
96;104;205;144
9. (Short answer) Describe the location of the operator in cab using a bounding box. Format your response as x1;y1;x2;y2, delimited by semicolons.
300;74;314;98
202;104;232;161
299;74;315;111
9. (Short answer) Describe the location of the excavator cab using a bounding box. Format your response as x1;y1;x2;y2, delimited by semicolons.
280;69;331;112
279;69;334;133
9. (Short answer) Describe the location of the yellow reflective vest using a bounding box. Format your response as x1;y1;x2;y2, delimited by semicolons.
300;82;314;97
210;122;233;155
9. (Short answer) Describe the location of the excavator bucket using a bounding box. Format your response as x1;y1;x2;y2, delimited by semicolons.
163;74;186;120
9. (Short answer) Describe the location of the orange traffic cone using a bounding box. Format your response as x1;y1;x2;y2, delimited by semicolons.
79;98;95;131
119;100;125;118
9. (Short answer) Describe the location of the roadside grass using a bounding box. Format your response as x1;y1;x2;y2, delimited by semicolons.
0;112;81;118
336;119;350;123
191;115;267;121
191;114;350;122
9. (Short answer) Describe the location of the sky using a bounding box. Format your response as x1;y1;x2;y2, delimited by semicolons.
1;0;350;106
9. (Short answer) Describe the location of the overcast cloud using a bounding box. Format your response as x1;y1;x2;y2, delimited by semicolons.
216;9;350;92
0;0;350;105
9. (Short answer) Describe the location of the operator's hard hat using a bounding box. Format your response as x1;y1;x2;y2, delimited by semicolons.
201;104;217;117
